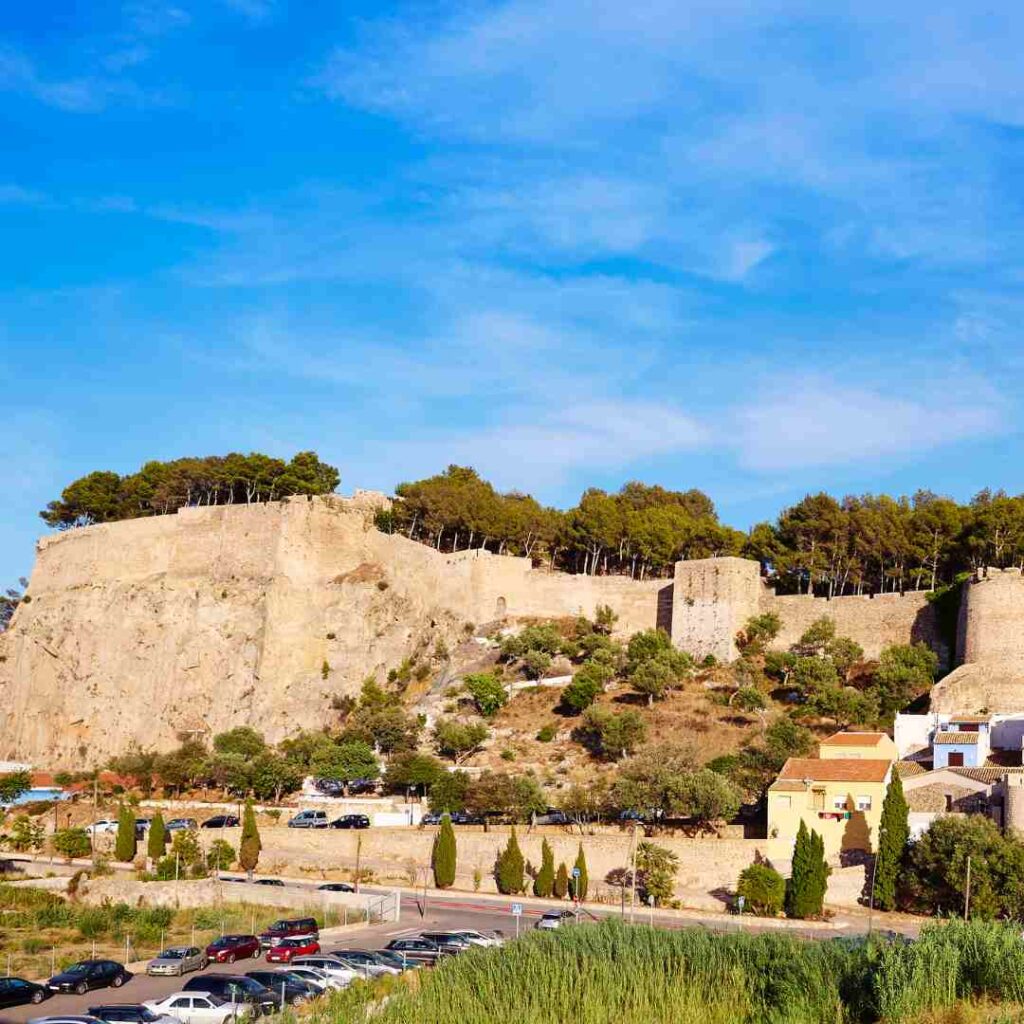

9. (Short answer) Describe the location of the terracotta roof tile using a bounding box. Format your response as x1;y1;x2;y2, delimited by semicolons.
778;757;892;784
935;732;980;745
820;731;890;747
896;762;927;778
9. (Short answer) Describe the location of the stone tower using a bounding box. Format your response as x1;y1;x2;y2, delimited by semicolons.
671;557;762;662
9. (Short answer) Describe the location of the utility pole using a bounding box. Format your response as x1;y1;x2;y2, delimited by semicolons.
964;855;972;921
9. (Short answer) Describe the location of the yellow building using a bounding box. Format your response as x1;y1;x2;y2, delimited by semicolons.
767;756;893;857
818;731;898;761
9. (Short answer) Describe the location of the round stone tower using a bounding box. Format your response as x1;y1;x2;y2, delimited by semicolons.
960;567;1024;665
1003;773;1024;838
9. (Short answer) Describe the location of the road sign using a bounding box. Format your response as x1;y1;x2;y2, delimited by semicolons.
511;903;523;916
571;867;581;877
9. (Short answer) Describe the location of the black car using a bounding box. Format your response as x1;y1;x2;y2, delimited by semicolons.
88;1005;167;1024
182;975;280;1014
48;962;131;995
0;976;48;1007
254;878;285;886
450;812;485;825
202;815;240;829
419;931;472;954
330;815;370;830
244;971;317;1006
317;882;354;892
383;938;445;965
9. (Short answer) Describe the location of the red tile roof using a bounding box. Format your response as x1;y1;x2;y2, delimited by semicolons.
820;731;891;747
778;757;892;784
935;732;980;745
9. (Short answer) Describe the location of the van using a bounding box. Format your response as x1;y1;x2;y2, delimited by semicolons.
287;810;328;829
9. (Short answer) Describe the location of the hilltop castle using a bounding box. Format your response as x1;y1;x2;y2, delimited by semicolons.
0;494;1011;766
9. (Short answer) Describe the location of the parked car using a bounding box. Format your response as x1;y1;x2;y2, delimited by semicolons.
133;819;151;839
382;938;445;966
145;992;251;1024
48;962;131;995
146;947;208;977
371;950;421;972
88;1005;176;1024
201;816;239;829
265;937;320;964
278;967;341;992
450;812;485;825
316;882;354;892
287;810;328;829
536;910;576;930
420;812;442;825
181;976;279;1015
259;919;318;949
419;931;472;954
254;879;285;887
533;809;570;826
329;814;370;830
453;929;504;948
328;950;398;977
0;977;49;1007
28;1017;104;1024
288;956;363;986
205;935;260;964
165;819;198;832
314;779;343;796
243;972;316;1006
85;820;118;835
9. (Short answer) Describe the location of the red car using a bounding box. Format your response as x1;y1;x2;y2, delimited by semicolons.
205;934;260;963
265;936;321;963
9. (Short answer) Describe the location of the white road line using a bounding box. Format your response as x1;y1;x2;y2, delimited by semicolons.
384;927;418;936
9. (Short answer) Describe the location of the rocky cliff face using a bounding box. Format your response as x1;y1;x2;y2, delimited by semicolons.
0;496;474;767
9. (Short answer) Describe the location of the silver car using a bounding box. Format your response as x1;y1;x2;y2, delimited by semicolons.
146;947;208;977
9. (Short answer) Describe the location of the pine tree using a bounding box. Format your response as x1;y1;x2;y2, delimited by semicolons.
571;843;589;901
874;773;909;911
432;814;457;889
785;819;811;918
147;812;166;863
114;803;137;863
238;798;261;880
554;861;570;899
495;828;525;895
533;839;555;897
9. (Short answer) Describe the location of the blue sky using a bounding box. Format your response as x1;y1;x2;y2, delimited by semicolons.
3;1;1024;584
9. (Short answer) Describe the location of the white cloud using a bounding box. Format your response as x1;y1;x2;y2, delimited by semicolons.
732;377;1003;471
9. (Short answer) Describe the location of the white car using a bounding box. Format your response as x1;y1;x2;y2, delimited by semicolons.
279;966;342;992
145;992;251;1024
85;820;118;835
289;956;363;986
535;910;576;930
454;929;504;948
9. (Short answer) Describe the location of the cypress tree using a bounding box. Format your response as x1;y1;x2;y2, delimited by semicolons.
874;773;909;911
785;819;811;918
147;812;167;863
238;798;261;880
571;843;589;901
808;828;830;917
114;803;137;863
533;839;555;897
432;814;457;889
554;861;570;899
495;828;525;894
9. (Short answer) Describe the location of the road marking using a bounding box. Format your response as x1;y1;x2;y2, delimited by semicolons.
384;927;418;936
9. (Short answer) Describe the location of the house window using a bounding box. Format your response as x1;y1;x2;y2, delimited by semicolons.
775;796;791;809
832;796;847;811
855;795;872;811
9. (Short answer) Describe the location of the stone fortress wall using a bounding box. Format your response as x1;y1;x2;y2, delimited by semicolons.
0;494;997;767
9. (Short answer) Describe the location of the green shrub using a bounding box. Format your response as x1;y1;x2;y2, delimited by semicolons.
431;815;457;889
536;724;556;742
464;673;508;717
736;863;785;916
495;829;525;894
